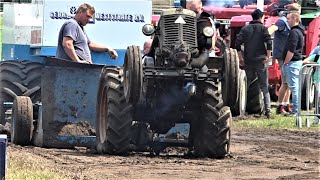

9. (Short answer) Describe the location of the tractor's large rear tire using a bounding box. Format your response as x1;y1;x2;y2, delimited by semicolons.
246;79;264;114
123;45;142;105
228;48;239;107
11;96;33;146
0;61;42;124
221;47;242;116
301;67;315;110
192;80;232;158
221;48;230;104
96;67;133;155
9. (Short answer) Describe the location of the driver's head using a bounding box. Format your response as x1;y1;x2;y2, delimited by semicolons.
186;0;203;16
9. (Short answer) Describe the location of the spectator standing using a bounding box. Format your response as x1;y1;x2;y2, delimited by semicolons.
282;12;305;115
268;3;300;115
235;9;273;118
56;3;118;64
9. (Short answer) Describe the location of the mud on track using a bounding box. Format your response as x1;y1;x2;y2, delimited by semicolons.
9;128;320;179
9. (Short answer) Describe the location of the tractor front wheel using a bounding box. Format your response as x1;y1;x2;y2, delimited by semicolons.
96;67;133;155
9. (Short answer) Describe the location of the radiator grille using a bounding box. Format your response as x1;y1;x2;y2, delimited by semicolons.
162;15;197;48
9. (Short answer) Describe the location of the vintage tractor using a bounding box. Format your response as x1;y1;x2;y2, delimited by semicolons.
0;0;152;148
152;1;247;116
96;7;236;158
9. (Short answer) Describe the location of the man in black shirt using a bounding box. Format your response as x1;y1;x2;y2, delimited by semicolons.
282;12;305;115
235;9;272;118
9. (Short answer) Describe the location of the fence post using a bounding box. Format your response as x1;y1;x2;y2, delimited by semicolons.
297;65;305;128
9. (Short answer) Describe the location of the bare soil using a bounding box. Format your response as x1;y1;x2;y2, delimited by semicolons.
49;121;96;136
8;127;320;179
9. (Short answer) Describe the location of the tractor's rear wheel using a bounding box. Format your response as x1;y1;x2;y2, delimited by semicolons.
11;96;33;146
217;38;239;108
246;79;264;114
192;80;232;158
221;48;230;104
123;45;142;105
96;66;133;155
221;47;242;115
228;48;239;108
0;61;42;125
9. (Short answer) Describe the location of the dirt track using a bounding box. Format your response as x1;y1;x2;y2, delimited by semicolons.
9;128;320;179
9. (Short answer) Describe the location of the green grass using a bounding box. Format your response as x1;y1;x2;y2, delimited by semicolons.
234;109;320;131
7;153;69;180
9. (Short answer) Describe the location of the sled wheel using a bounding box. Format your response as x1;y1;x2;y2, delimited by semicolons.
11;96;33;145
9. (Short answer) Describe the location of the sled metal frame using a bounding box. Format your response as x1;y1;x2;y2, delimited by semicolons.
32;58;104;148
297;64;320;128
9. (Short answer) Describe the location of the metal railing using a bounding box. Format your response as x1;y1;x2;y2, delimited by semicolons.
297;64;320;128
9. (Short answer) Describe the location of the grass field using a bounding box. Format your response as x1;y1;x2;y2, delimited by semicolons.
7;156;68;180
234;112;320;130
